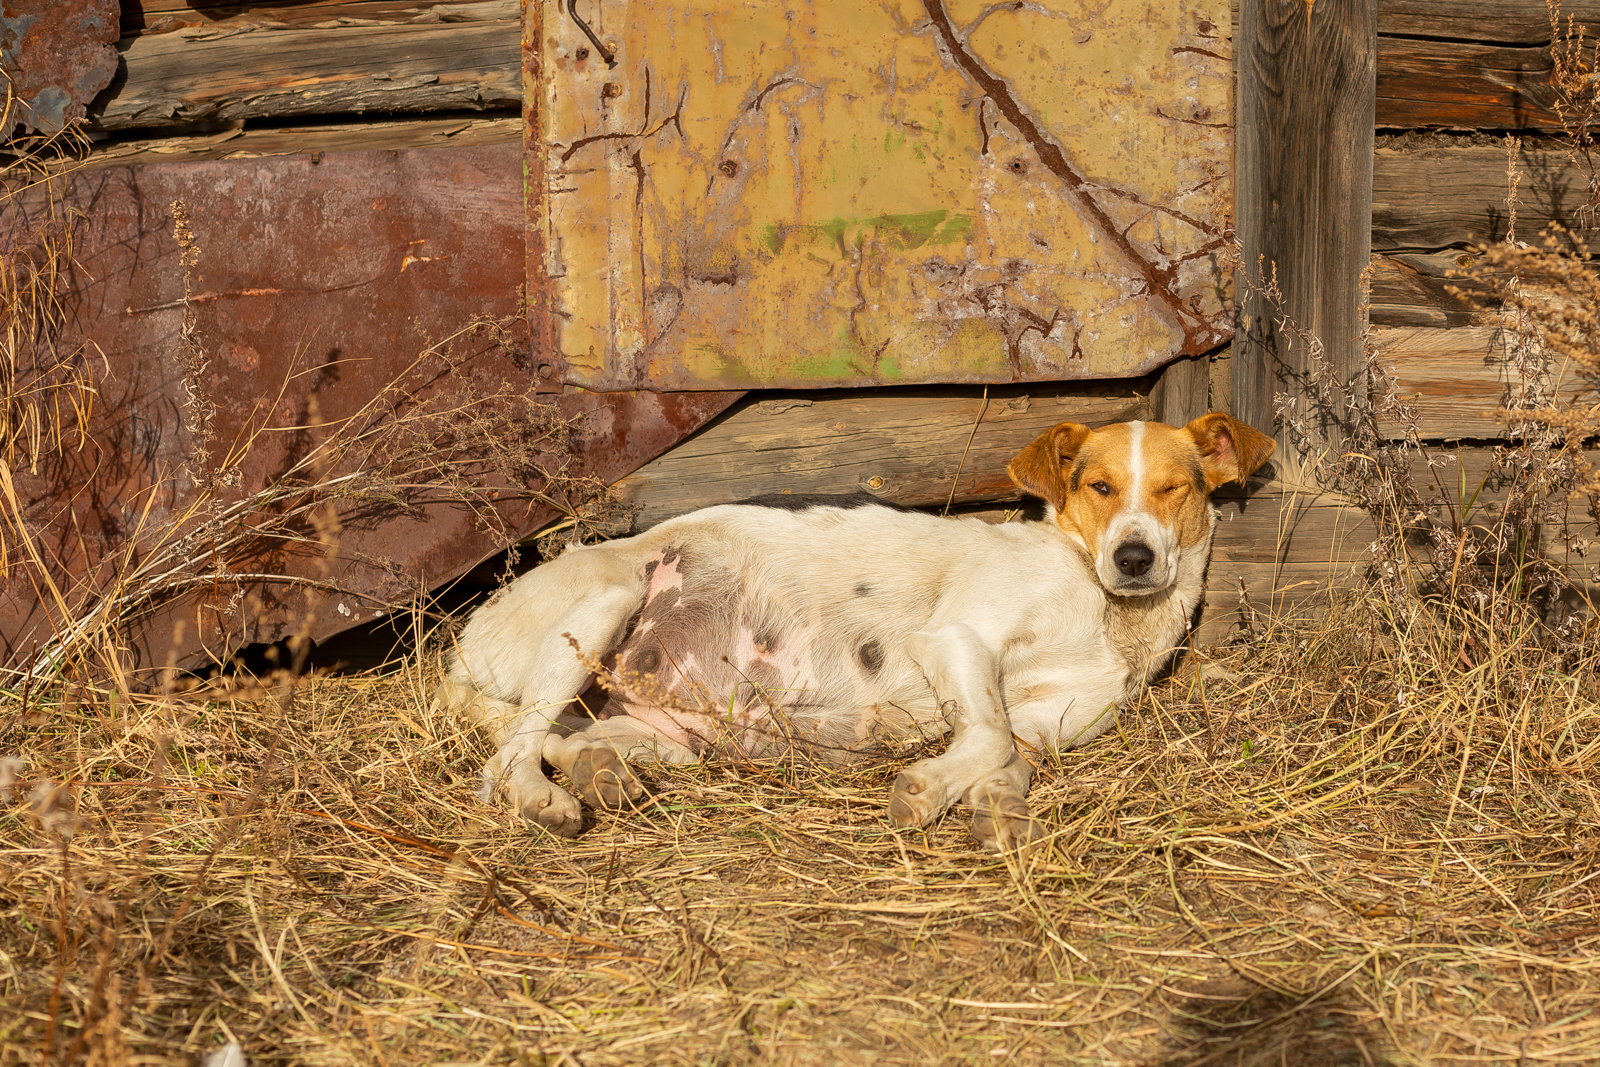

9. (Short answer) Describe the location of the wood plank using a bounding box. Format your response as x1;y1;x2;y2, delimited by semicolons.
1372;325;1593;439
1373;142;1589;250
1369;251;1495;328
92;18;518;130
125;1;514;36
1210;495;1375;565
1197;561;1367;644
1235;0;1376;459
1376;0;1600;44
1377;38;1566;131
1151;355;1212;428
604;388;1151;533
78;116;520;170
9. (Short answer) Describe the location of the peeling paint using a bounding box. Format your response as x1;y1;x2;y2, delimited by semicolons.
0;0;119;141
535;0;1233;391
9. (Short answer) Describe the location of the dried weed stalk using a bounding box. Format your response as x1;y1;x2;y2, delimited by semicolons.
1244;126;1600;661
1;186;605;684
0;94;99;475
1549;0;1600;226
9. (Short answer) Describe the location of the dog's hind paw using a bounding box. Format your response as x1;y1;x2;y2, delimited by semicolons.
569;747;648;810
513;781;585;837
887;765;958;829
482;757;585;837
967;788;1047;855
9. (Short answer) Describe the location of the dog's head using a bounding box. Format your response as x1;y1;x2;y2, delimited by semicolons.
1007;414;1275;596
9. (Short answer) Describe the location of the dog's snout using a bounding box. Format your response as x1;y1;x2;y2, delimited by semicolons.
1113;542;1155;578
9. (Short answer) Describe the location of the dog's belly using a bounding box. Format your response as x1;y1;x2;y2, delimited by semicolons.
586;545;946;758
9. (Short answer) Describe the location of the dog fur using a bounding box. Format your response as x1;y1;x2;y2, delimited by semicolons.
436;413;1274;849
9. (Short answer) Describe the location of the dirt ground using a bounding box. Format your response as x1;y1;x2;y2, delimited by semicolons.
3;599;1599;1066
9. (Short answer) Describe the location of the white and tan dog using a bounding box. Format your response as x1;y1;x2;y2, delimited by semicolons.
437;413;1274;850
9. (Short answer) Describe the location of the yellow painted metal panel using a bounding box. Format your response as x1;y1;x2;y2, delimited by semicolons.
535;0;1232;390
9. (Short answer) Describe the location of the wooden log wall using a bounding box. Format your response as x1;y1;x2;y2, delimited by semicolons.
48;0;1600;653
1369;0;1600;443
92;1;520;132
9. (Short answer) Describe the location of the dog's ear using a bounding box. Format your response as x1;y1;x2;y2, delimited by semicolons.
1184;413;1276;489
1007;422;1092;509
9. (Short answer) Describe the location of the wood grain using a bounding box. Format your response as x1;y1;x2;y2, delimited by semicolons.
1369;251;1495;329
92;18;519;130
78;116;520;170
1235;0;1377;456
1151;355;1212;428
1377;38;1566;130
1372;143;1589;250
123;1;514;36
1377;0;1600;44
1373;325;1594;439
606;388;1150;532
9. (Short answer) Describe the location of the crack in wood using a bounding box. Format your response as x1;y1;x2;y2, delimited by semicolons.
920;0;1227;354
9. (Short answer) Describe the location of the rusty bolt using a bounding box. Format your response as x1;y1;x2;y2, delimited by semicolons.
718;159;740;177
602;82;622;99
537;363;555;379
866;476;886;490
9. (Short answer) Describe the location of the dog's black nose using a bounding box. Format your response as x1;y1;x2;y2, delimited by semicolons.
1114;542;1155;577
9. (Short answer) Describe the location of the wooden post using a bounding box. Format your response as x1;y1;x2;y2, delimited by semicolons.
1235;0;1377;464
1151;354;1212;427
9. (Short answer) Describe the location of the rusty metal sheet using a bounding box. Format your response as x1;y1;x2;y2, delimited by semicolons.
0;142;736;677
532;0;1233;391
0;0;119;141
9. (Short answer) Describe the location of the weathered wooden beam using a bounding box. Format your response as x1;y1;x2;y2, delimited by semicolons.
124;1;514;37
1369;252;1493;329
78;116;520;170
1151;355;1213;428
1235;0;1377;456
1372;325;1590;439
1376;0;1600;44
91;17;519;130
606;388;1151;533
1377;39;1567;131
599;386;1376;647
1373;142;1589;250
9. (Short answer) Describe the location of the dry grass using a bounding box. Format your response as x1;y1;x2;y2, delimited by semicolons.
3;593;1599;1067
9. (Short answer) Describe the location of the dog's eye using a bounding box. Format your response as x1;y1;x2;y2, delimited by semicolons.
1090;481;1111;496
1161;483;1188;495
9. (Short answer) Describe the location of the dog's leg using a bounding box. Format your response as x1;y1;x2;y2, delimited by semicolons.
888;624;1043;849
543;716;699;810
468;582;644;837
962;750;1044;853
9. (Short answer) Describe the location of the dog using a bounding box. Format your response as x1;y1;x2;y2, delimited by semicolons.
436;412;1274;850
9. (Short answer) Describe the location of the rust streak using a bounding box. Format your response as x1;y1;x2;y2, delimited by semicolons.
921;0;1220;350
559;92;685;163
1171;45;1229;61
123;278;376;314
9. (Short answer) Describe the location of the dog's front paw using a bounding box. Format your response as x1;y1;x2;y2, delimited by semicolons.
967;784;1046;855
887;763;958;829
481;755;584;837
569;747;648;810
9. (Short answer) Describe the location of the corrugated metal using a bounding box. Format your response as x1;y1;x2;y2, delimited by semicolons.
534;0;1234;391
0;0;119;141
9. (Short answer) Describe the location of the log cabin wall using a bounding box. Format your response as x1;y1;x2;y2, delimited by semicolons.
7;1;1598;668
1199;0;1600;639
